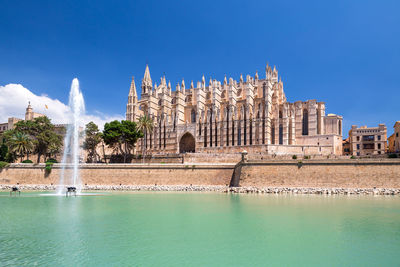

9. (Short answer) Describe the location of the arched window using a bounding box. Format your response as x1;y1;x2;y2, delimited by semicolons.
191;109;196;123
204;125;207;147
226;107;230;146
279;110;283;119
250;118;253;145
209;110;213;147
163;122;166;148
262;83;266;98
302;109;309;136
279;124;283;145
288;118;292;145
238;122;241;146
271;121;275;144
243;107;247;145
232;119;235;146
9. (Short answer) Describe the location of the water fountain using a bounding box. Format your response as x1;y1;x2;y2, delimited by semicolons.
57;78;85;195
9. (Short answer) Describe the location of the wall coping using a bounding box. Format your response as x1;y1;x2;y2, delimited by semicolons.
5;163;236;170
243;159;400;166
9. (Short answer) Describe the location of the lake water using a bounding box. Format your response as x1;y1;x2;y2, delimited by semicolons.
0;192;399;266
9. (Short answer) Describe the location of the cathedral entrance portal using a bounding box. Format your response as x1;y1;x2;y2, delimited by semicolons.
179;132;195;153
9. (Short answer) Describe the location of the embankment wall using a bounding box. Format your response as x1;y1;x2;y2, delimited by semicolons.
0;164;234;186
1;160;400;189
238;160;400;188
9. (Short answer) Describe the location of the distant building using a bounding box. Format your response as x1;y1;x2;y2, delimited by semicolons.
342;138;351;155
0;102;44;135
388;121;400;153
349;124;387;156
0;102;66;136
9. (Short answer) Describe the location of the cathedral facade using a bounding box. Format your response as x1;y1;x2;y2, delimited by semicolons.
126;64;343;156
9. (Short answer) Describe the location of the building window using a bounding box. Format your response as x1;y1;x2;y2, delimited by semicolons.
357;136;360;141
397;132;399;137
357;144;360;150
378;143;381;149
378;135;381;141
279;124;283;145
271;122;275;144
191;109;196;123
362;135;374;142
237;123;241;146
302;109;308;136
363;144;374;149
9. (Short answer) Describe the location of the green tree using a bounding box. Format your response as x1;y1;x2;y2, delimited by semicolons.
2;130;17;162
14;116;62;163
0;143;8;162
0;135;8;161
102;120;142;163
6;132;34;162
83;121;102;163
137;115;154;162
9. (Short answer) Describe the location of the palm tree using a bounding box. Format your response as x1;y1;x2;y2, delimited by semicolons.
137;115;154;163
7;132;34;162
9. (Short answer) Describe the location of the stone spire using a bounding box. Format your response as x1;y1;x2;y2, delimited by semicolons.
224;75;227;85
142;64;152;87
240;73;243;83
141;64;152;94
126;76;138;121
202;75;205;84
190;80;194;89
255;71;259;80
128;76;137;99
176;83;181;92
181;79;185;90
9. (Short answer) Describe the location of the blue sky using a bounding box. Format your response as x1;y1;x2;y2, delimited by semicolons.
0;0;399;135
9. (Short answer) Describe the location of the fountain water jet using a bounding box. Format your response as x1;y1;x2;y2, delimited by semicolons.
57;78;85;195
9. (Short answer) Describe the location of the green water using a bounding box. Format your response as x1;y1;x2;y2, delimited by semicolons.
0;192;399;266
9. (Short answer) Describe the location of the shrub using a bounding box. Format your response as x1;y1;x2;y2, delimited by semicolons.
304;155;310;160
297;160;303;169
350;155;356;159
292;155;297;160
22;159;33;163
46;158;58;163
45;162;53;174
388;154;398;158
0;161;9;169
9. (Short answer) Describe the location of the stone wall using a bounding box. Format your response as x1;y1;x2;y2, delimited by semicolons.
0;163;235;186
1;160;400;189
238;160;400;188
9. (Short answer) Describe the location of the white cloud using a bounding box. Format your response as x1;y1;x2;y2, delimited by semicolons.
0;83;124;129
